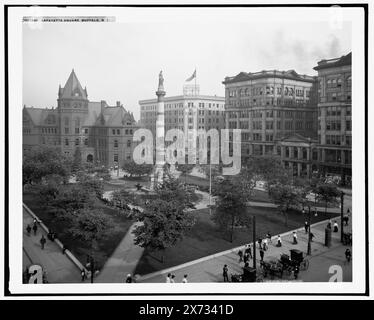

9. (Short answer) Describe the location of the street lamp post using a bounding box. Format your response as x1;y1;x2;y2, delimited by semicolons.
252;215;256;270
340;191;345;243
307;206;312;255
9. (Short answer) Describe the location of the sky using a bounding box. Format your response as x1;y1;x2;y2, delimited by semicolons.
23;10;352;121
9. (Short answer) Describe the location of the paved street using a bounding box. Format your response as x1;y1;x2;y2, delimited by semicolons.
23;207;81;283
138;217;352;283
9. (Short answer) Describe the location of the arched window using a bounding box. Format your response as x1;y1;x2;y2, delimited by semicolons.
346;76;351;87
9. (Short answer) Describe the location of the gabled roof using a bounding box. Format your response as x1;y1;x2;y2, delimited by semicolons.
82;102;102;126
59;69;88;100
23;107;58;126
90;103;137;127
314;52;351;71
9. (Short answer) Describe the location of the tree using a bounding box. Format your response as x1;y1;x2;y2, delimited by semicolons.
212;179;249;242
65;208;113;244
157;173;196;210
77;174;104;199
231;166;256;202
72;147;82;173
269;183;302;226
23;146;72;186
132;199;195;256
110;188;139;210
63;207;114;277
314;184;340;213
132;174;196;261
243;155;292;192
122;160;153;178
46;185;95;218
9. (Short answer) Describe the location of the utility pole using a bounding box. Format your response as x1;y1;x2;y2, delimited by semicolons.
252;216;256;270
340;191;345;243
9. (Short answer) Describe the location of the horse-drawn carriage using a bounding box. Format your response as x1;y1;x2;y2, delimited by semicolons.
260;249;309;279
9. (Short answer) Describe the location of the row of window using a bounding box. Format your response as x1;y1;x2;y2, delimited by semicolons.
62;138;132;147
42;127;58;134
319;106;351;117
228;86;310;98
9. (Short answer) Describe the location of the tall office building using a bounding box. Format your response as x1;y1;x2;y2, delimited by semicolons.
313;52;352;184
222;70;318;167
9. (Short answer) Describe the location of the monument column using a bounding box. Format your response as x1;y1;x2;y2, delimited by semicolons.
150;71;166;190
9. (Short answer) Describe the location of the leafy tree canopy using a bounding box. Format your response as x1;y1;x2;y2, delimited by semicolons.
23;146;72;185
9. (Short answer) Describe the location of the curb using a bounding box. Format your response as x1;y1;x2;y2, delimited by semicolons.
139;215;340;281
23;203;88;274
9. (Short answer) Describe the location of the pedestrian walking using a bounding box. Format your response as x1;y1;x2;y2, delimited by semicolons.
81;269;86;282
166;273;171;283
276;235;282;247
40;235;46;250
262;238;268;251
245;244;252;259
243;252;249;264
32;223;38;235
26;224;31;236
223;264;229;282
292;231;298;245
345;248;352;263
333;221;339;232
327;219;332;229
238;249;243;263
293;265;300;280
259;248;264;261
309;232;315;242
125;274;132;283
343;214;349;226
304;221;309;234
182;274;188;283
266;232;272;244
170;275;176;283
257;238;263;249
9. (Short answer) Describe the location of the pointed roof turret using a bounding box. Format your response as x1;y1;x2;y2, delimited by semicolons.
59;69;88;100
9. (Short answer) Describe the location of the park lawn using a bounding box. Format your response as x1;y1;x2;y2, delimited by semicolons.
134;205;334;276
23;192;134;269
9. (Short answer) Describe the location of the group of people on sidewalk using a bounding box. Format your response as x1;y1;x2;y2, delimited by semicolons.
165;273;189;283
25;218;58;251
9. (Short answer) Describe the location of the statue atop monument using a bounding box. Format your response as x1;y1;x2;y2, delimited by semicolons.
158;70;164;91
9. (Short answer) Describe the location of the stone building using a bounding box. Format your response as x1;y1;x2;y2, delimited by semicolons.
23;69;139;168
222;69;318;169
139;93;225;136
313;52;352;184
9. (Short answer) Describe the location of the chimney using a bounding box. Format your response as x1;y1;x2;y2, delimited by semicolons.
116;101;121;107
101;100;106;113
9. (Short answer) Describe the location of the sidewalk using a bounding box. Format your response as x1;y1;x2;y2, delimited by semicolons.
95;222;144;283
23;207;81;283
138;217;352;283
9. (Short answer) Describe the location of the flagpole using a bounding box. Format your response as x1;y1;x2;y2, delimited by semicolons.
194;67;197;96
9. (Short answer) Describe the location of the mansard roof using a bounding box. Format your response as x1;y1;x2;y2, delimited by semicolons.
59;69;88;100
